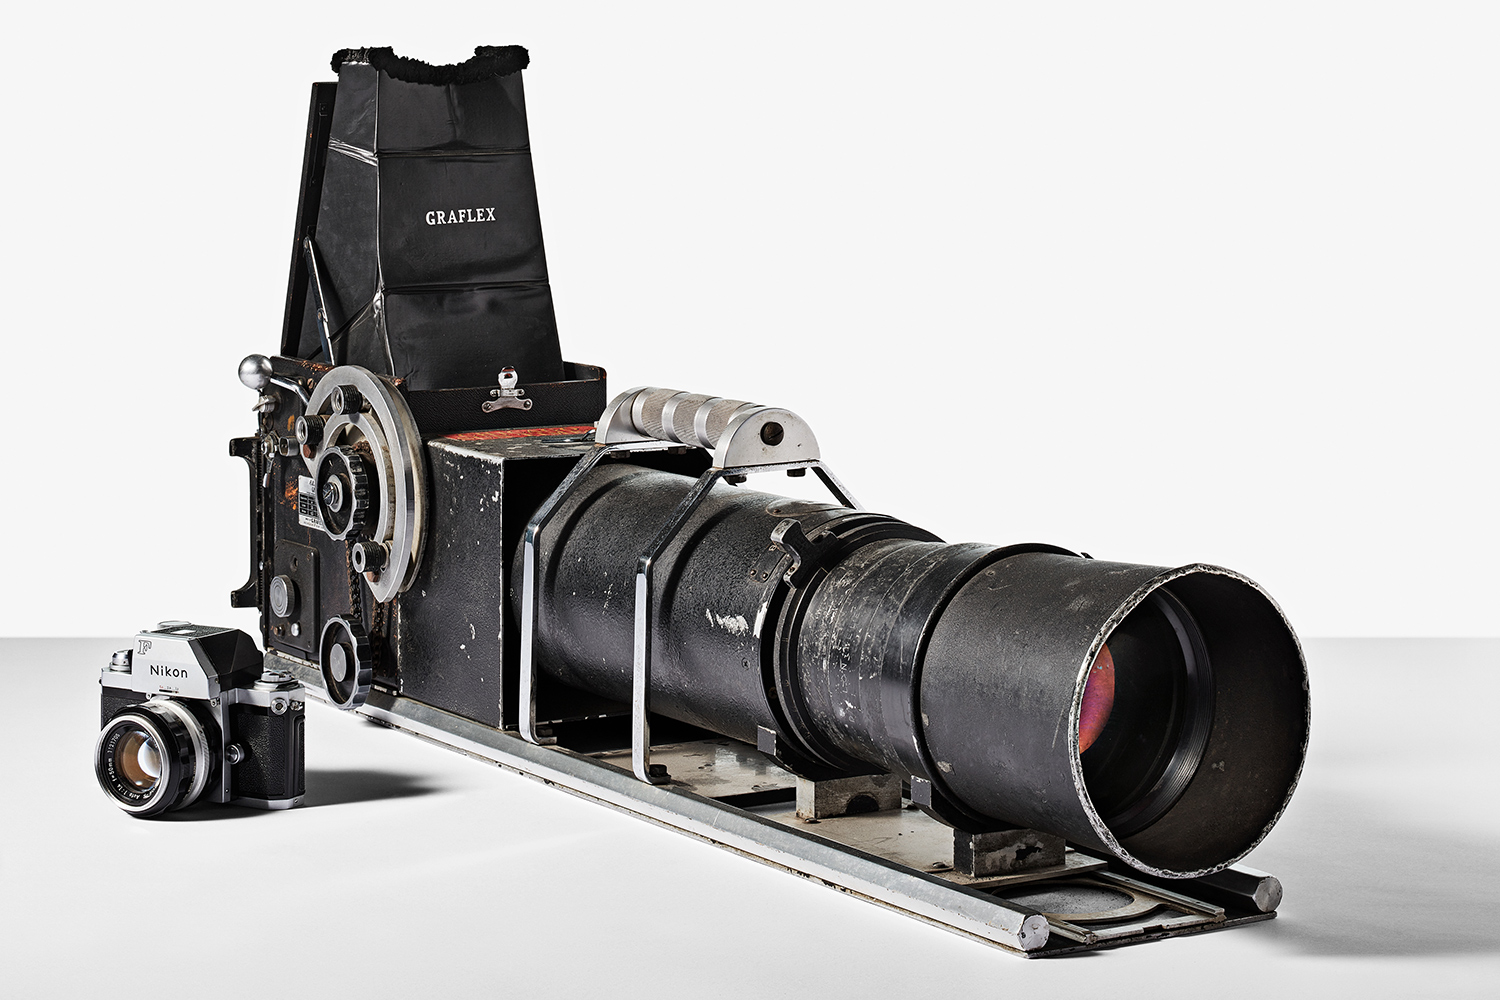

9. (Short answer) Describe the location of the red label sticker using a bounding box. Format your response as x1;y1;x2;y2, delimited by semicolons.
443;424;595;442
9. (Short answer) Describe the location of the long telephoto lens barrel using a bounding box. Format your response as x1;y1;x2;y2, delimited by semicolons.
517;461;1310;878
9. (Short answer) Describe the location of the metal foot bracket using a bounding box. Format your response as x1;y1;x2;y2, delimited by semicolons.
518;438;675;745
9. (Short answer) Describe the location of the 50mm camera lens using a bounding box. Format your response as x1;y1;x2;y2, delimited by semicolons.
95;702;215;817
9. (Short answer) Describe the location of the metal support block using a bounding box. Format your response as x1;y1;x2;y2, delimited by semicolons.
796;773;902;820
953;828;1066;877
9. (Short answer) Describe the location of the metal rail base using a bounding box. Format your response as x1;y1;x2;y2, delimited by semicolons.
272;652;1279;957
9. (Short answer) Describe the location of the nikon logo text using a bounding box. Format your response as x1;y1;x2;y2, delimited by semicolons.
150;665;189;679
426;208;496;226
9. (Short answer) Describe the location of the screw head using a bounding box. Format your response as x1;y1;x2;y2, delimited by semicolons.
322;476;345;513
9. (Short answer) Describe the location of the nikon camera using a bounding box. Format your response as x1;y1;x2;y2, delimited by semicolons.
95;623;306;817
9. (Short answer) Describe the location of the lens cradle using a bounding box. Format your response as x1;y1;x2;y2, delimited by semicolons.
520;386;858;786
518;387;1310;877
521;451;1309;879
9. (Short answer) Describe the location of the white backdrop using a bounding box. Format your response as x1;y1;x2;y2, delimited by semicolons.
2;2;1495;637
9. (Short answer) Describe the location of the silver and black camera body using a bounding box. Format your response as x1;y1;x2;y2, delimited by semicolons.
96;623;306;817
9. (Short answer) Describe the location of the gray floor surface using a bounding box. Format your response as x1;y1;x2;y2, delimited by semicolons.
3;637;1495;998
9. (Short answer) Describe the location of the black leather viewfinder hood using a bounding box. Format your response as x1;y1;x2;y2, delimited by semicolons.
285;45;564;391
329;45;530;84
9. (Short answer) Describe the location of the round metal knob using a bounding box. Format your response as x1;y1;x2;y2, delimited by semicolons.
238;355;273;391
350;541;388;575
313;446;371;540
330;385;364;415
269;575;298;619
318;617;372;711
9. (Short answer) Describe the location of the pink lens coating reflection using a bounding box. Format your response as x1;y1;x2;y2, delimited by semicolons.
1079;644;1115;753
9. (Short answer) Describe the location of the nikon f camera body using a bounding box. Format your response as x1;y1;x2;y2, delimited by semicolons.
95;623;306;817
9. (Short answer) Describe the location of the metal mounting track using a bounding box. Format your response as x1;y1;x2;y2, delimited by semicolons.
270;650;1278;957
273;650;1050;953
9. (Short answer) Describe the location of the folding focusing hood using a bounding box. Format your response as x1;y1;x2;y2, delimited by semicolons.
231;46;1310;956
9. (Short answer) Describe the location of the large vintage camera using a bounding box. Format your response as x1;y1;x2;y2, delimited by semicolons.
96;623;306;816
225;46;1309;955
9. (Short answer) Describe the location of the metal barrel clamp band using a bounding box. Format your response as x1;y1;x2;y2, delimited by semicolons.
519;388;859;784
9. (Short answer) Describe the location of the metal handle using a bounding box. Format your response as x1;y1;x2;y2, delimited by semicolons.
596;387;821;469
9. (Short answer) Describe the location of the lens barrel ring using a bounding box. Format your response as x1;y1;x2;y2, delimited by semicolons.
767;514;943;777
784;535;1079;830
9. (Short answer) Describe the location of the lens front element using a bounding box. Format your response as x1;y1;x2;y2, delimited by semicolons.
1080;589;1214;838
114;728;163;790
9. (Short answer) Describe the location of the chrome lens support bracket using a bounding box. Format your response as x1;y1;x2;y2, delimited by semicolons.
519;387;859;786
